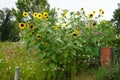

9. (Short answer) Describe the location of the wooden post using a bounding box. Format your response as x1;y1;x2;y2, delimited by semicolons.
14;66;20;80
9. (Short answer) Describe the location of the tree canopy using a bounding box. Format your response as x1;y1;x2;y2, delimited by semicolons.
111;3;120;35
0;8;19;41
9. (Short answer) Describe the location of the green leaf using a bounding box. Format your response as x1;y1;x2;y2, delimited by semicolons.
56;37;64;43
71;50;76;56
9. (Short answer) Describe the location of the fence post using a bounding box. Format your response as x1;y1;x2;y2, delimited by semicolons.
14;66;20;80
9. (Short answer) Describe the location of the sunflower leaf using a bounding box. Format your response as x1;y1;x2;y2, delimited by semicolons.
56;38;64;43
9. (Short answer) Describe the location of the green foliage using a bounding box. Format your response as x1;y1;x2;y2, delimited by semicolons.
112;4;120;34
18;8;116;79
0;8;20;42
95;64;120;80
111;37;120;48
112;8;120;23
111;4;120;48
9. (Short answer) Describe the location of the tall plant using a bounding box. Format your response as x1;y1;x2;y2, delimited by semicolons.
17;8;116;80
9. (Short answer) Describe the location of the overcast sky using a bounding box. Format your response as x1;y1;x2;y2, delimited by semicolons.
0;0;119;20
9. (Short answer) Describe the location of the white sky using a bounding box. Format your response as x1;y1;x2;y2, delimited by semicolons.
0;0;119;20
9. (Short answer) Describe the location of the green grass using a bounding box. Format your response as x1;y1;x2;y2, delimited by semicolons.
0;42;45;80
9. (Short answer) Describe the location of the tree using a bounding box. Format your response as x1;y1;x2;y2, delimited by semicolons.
111;3;120;34
0;8;20;41
111;3;120;48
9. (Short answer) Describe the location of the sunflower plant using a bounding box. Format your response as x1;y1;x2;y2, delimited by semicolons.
18;8;116;80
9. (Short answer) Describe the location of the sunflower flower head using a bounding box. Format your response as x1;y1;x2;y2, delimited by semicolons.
37;13;42;19
33;12;38;18
23;12;28;17
62;11;67;18
43;12;49;20
88;13;94;18
99;9;104;14
18;23;26;29
101;11;104;14
72;31;79;36
92;21;97;26
99;9;103;13
29;23;34;30
53;25;59;30
36;34;41;39
18;22;26;30
65;24;68;27
81;8;84;11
